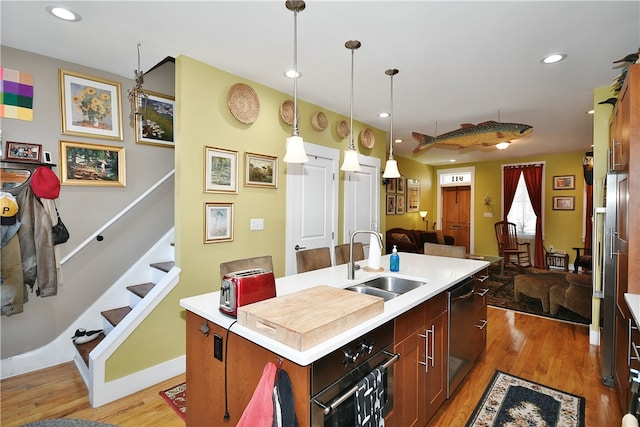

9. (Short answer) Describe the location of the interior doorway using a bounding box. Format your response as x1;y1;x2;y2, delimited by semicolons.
442;186;471;252
436;167;475;253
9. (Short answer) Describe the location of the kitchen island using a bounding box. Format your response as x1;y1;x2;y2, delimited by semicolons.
180;252;489;426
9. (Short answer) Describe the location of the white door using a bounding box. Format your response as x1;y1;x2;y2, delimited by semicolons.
343;155;380;257
286;143;339;275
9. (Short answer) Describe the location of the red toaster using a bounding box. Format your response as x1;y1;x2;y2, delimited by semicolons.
219;268;276;317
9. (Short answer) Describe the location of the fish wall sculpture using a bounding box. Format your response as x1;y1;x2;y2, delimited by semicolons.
412;120;533;154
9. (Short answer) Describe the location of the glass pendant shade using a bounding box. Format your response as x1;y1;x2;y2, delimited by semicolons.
283;1;308;164
341;149;361;171
383;159;400;178
283;135;308;163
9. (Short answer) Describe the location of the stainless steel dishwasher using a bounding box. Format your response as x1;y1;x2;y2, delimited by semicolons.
447;276;482;397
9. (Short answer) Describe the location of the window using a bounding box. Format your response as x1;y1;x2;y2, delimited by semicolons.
507;174;536;236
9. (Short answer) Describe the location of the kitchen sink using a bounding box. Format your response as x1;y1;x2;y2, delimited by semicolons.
345;276;427;301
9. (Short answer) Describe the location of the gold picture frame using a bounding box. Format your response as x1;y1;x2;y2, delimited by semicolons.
59;69;123;141
59;140;125;187
204;202;234;243
406;179;420;212
204;146;238;193
245;152;278;188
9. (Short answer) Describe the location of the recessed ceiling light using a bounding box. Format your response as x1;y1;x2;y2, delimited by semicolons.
587;109;595;115
284;70;302;78
46;5;81;22
394;138;402;143
378;112;390;118
541;53;567;64
449;159;456;163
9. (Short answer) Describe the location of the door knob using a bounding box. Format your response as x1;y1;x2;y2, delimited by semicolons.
295;244;307;251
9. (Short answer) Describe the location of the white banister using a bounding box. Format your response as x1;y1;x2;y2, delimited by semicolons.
60;169;175;265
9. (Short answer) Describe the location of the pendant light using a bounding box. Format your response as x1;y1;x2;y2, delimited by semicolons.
340;40;362;172
382;68;401;178
283;1;309;164
127;43;148;122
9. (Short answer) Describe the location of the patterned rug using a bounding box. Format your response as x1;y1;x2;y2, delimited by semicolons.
159;382;186;421
466;370;585;427
486;265;590;325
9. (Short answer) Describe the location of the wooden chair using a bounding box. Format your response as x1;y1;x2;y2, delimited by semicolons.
494;221;532;267
334;242;365;265
423;242;466;259
296;247;332;273
572;247;593;273
219;255;273;280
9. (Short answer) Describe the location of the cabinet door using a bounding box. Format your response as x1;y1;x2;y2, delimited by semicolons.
425;310;448;423
473;269;489;356
393;331;426;427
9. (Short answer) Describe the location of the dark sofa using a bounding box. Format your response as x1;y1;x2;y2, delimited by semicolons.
385;228;455;254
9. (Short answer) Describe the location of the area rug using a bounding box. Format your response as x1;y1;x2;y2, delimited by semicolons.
159;382;186;421
466;370;585;427
486;265;590;325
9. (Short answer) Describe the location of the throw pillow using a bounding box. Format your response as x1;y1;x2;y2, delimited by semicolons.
435;230;445;244
391;233;411;243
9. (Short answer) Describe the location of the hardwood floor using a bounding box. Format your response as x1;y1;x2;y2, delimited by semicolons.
1;307;623;427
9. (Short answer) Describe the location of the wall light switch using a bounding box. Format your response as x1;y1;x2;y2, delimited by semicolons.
483;212;494;218
250;218;264;230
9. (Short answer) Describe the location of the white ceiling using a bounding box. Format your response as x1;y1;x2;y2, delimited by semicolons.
2;1;638;165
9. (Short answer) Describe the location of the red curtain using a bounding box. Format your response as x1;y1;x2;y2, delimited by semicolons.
522;165;544;268
585;184;593;250
502;166;522;219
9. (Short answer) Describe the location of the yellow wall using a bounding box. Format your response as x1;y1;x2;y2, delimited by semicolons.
435;151;589;259
105;55;388;380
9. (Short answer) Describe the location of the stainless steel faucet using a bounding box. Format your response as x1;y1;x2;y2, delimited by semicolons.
348;230;383;280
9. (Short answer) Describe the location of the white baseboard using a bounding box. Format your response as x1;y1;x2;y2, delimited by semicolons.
90;355;185;408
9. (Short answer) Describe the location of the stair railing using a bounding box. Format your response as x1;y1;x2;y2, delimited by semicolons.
60;169;175;265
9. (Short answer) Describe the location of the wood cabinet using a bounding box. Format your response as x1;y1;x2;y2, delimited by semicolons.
611;63;640;412
393;292;448;426
473;267;490;357
185;311;311;426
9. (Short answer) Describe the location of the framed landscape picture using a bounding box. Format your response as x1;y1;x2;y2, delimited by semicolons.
245;152;278;188
204;202;234;243
204;146;238;193
59;140;125;187
59;69;123;141
553;175;575;190
135;91;175;147
553;196;575;210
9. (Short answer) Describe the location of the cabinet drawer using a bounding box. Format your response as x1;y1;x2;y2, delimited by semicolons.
425;292;447;321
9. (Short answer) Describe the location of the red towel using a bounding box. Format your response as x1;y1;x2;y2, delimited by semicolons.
237;362;277;427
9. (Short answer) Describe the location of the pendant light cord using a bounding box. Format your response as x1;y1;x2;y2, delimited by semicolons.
349;44;355;150
292;7;299;137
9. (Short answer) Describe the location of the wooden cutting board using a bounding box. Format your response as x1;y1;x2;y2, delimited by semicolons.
237;285;384;351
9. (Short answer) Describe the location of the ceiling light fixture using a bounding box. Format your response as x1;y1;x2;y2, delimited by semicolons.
46;5;81;22
378;112;390;118
127;43;149;123
496;141;511;150
340;40;362;172
382;68;401;179
282;1;309;164
541;53;567;64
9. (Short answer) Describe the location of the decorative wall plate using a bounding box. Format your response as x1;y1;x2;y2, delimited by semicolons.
337;120;350;139
311;111;328;131
280;100;298;126
227;83;260;124
360;128;375;149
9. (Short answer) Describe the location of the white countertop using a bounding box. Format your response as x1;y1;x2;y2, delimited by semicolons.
625;293;640;326
180;252;489;366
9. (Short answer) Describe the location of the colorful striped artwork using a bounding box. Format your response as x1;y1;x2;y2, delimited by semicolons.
1;67;34;121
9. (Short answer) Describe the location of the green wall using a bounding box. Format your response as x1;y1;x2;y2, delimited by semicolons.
385;156;435;231
105;55;388;380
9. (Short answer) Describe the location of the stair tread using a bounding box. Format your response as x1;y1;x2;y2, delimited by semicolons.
127;283;155;298
150;261;174;273
101;306;132;327
74;332;106;367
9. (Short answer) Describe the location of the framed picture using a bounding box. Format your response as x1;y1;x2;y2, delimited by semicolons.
59;140;125;187
204;202;234;243
204;146;238;193
553;196;575;210
386;178;396;193
5;141;42;162
59;69;123;141
396;176;406;194
135;91;175;147
386;194;396;215
553;175;575;190
396;194;406;214
406;179;420;212
245;152;278;188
